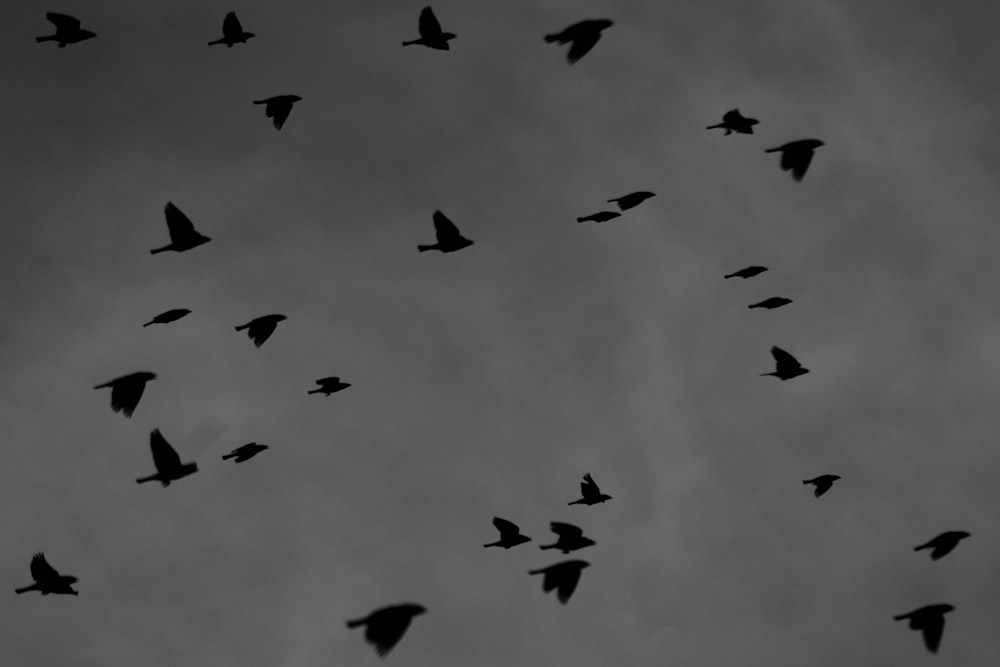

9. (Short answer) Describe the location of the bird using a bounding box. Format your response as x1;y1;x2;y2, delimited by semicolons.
528;560;590;604
748;297;792;310
208;11;254;47
706;109;759;135
94;372;156;418
401;6;455;50
143;308;191;327
418;210;473;253
576;211;621;224
36;13;96;48
569;473;612;505
221;442;269;463
765;139;824;182
894;604;954;654
545;19;613;64
539;522;595;553
253;95;302;131
914;531;971;561
761;346;809;380
483;517;532;549
235;314;287;348
802;474;840;497
136;429;198;487
150;202;211;254
347;603;427;657
308;377;352;396
15;553;78;596
724;266;768;279
607;191;655;211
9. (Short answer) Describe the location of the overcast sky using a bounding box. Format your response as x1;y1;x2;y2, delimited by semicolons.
4;1;1000;664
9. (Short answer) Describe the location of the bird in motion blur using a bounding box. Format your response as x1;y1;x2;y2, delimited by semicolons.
208;11;254;47
347;603;427;657
761;346;809;380
235;314;287;348
253;95;302;130
724;266;768;279
539;522;595;553
150;202;211;254
309;377;352;396
35;13;95;48
222;442;269;463
577;211;620;224
802;474;840;497
143;308;191;327
483;517;531;549
15;553;78;596
569;473;612;505
418;210;473;253
545;19;613;64
914;531;971;561
401;6;455;50
607;191;655;211
136;429;199;487
894;604;954;654
748;297;792;310
706;109;759;135
528;560;590;604
94;372;156;418
765;139;824;182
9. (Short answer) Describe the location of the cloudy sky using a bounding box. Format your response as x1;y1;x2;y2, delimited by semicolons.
4;0;1000;664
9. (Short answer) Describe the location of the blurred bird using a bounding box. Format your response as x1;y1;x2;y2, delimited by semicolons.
894;604;954;654
253;95;302;130
545;19;613;64
761;346;809;380
765;139;824;182
569;473;612;505
347;603;427;657
576;211;620;224
914;531;971;561
36;13;95;47
15;553;78;596
94;371;156;418
418;210;473;253
539;522;595;553
208;11;254;47
528;560;590;604
483;517;531;549
235;314;287;348
802;474;840;497
706;109;758;135
401;6;455;50
222;442;269;463
143;308;191;327
724;266;768;279
136;429;198;487
607;191;655;211
309;377;352;396
748;297;792;310
150;202;211;254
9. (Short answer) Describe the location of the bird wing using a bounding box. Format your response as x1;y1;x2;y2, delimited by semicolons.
164;203;197;241
268;102;293;130
365;612;411;657
109;379;143;418
222;11;242;36
554;565;583;603
580;473;599;498
920;615;945;653
30;553;60;582
565;32;601;64
47;13;81;30
771;346;802;369
247;320;278;347
418;6;443;38
550;522;583;539
783;149;814;182
432;210;461;242
150;429;182;473
492;517;520;538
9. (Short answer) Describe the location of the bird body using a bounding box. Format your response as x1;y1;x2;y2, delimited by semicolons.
765;139;824;181
136;429;198;487
894;604;954;653
402;6;455;50
576;211;620;224
569;473;612;505
484;517;531;549
706;109;759;135
347;603;426;657
607;191;655;211
748;297;792;310
724;266;768;279
222;442;269;463
253;95;302;130
208;12;254;46
802;474;840;497
418;210;473;252
539;522;595;553
150;203;211;254
235;314;287;348
143;308;191;327
36;13;95;47
528;560;590;604
761;346;809;380
545;19;613;64
309;377;352;395
914;531;971;561
94;371;156;418
15;553;78;595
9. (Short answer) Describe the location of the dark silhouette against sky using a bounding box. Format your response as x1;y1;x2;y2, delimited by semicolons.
150;203;211;254
528;560;590;604
913;531;971;561
417;210;473;253
568;473;612;506
401;7;455;51
483;517;532;549
576;211;620;224
761;346;809;380
207;12;254;47
539;522;596;554
252;95;302;131
748;296;792;310
802;474;840;497
136;429;199;487
706;109;759;135
93;371;156;418
894;603;954;654
607;191;656;211
544;19;613;64
724;265;768;279
15;553;79;596
308;377;351;396
234;314;287;348
764;139;825;182
221;442;269;463
347;603;427;657
35;13;95;48
142;308;192;327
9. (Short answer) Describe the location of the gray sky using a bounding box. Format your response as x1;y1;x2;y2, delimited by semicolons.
4;1;1000;664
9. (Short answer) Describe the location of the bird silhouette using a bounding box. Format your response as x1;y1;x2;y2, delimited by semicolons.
401;6;455;50
94;372;156;418
136;429;198;487
15;553;78;596
914;531;971;561
253;95;302;130
748;297;792;310
308;377;352;396
761;346;809;380
569;473;612;505
528;560;590;604
802;474;840;497
221;442;269;463
724;266;768;279
208;11;254;47
765;139;824;182
576;211;620;224
607;191;655;211
483;517;532;549
150;203;211;254
894;604;954;654
545;19;613;64
235;314;287;348
706;109;759;135
36;13;96;48
539;522;595;553
418;210;473;253
347;603;427;657
142;308;191;327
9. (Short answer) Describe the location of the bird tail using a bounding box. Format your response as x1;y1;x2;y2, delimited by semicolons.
723;273;736;279
221;453;236;460
401;40;419;46
748;304;761;309
539;544;556;550
575;217;587;223
252;99;267;105
207;38;225;46
15;585;37;594
35;36;56;43
149;246;169;254
136;474;158;484
760;372;777;377
706;123;723;130
417;244;434;252
345;617;366;629
307;389;322;394
527;567;544;575
567;499;583;505
142;320;155;327
234;324;249;331
93;382;111;389
764;147;780;153
913;542;930;551
543;33;560;43
483;541;500;548
892;613;910;621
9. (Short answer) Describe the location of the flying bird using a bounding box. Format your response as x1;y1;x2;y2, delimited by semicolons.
401;6;455;50
539;522;595;554
607;191;655;211
528;560;590;604
748;297;792;310
761;346;809;380
221;442;269;463
545;19;613;64
136;429;198;487
483;517;531;549
418;210;473;253
309;377;352;396
569;473;612;505
15;553;78;596
724;266;768;279
253;95;302;130
143;308;191;327
94;372;156;418
208;11;254;47
576;211;620;224
914;531;971;561
706;109;759;135
36;13;96;47
150;202;211;254
894;604;954;654
347;603;427;657
235;314;287;348
802;474;840;497
765;139;824;182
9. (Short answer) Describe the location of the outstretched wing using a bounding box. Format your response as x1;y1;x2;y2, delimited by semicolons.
771;346;802;369
110;377;144;417
721;109;741;123
164;203;197;241
492;517;520;539
418;6;443;38
554;564;584;603
566;32;601;64
432;210;461;242
30;553;60;582
150;429;182;473
550;522;583;539
782;149;814;182
580;473;600;498
47;13;81;30
920;615;946;653
222;11;243;36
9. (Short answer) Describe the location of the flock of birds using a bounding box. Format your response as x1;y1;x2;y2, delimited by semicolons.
18;6;975;661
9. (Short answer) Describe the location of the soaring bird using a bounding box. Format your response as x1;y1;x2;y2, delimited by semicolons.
544;19;613;64
706;109;759;135
483;517;531;549
136;429;198;487
253;95;302;130
401;6;455;50
418;210;473;253
748;297;792;310
568;473;612;505
208;11;254;47
761;346;809;380
36;13;96;48
235;314;287;348
150;202;211;254
914;531;971;561
347;603;427;657
894;604;954;654
724;266;768;279
802;474;840;497
15;553;78;596
576;211;620;224
221;442;269;463
765;139;824;182
528;560;590;604
94;372;156;418
308;377;352;396
143;308;191;327
539;522;595;554
607;191;655;211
